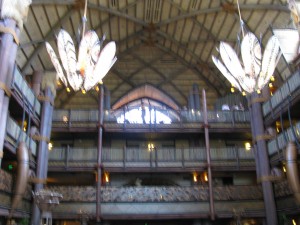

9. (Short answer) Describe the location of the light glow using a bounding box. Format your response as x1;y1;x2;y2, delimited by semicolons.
245;142;251;151
48;142;53;151
193;172;198;182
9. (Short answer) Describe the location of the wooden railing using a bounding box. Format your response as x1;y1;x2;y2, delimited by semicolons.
49;146;255;169
5;116;37;156
52;109;250;130
263;71;300;117
11;67;41;117
267;120;300;156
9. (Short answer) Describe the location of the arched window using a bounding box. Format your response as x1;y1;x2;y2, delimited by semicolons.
115;98;178;124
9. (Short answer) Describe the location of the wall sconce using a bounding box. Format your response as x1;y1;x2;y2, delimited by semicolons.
48;142;53;151
22;120;27;132
104;172;110;183
202;171;208;182
282;164;286;173
193;172;198;183
244;142;251;151
148;143;155;151
62;115;68;123
275;121;281;133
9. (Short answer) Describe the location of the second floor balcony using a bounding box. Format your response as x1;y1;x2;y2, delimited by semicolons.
49;146;255;172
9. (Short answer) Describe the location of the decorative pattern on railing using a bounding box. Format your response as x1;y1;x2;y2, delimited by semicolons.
0;169;32;210
274;180;293;198
47;185;263;203
0;169;12;192
263;71;300;116
267;120;300;155
5;116;37;156
49;147;255;168
12;67;41;116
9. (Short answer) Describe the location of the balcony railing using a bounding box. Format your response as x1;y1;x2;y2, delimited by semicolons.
12;67;41;117
52;109;250;130
5;116;37;156
263;70;300;117
267;120;300;156
49;146;255;169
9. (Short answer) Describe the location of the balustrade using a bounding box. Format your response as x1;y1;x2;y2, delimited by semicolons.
49;146;254;169
267;120;300;156
12;67;41;116
52;109;250;130
263;71;300;116
5;116;37;155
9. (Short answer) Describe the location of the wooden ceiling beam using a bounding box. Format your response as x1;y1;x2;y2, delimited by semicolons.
21;8;76;74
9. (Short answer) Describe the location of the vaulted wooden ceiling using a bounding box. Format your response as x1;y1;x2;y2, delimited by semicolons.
18;0;294;109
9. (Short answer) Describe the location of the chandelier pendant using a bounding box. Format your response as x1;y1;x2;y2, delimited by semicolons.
45;0;117;92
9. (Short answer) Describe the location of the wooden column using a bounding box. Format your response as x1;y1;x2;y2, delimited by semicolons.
249;93;278;225
96;84;104;222
32;70;43;96
0;19;20;166
31;87;54;225
202;89;215;220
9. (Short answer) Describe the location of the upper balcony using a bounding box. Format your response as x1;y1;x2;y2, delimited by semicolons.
48;146;255;172
10;67;41;125
263;70;300;126
52;109;251;133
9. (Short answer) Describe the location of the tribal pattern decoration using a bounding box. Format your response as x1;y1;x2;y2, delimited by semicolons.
45;29;117;92
212;32;281;94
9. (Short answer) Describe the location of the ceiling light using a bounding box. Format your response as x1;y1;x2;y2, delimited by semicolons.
212;32;281;94
45;0;117;92
212;1;281;95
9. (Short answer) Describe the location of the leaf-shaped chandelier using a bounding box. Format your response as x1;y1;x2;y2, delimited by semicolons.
45;0;117;92
212;1;282;95
212;32;281;94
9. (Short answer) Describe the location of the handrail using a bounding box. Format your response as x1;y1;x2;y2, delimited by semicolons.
267;120;300;156
49;146;254;167
263;71;300;117
5;116;37;156
52;109;250;127
11;67;41;117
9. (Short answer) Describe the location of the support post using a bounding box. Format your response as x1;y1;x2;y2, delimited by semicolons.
32;70;43;96
202;89;215;220
249;92;278;225
31;87;54;225
0;19;20;167
96;84;104;222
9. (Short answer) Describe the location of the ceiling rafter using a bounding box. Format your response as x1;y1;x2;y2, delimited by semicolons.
154;31;227;94
157;67;188;88
131;52;187;103
110;44;166;96
154;43;225;96
163;0;219;42
21;7;75;74
156;4;288;27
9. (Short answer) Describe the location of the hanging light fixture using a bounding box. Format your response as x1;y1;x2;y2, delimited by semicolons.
212;1;281;95
45;0;117;92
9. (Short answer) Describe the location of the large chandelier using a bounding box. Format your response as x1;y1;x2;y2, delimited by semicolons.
212;2;281;95
45;0;117;92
